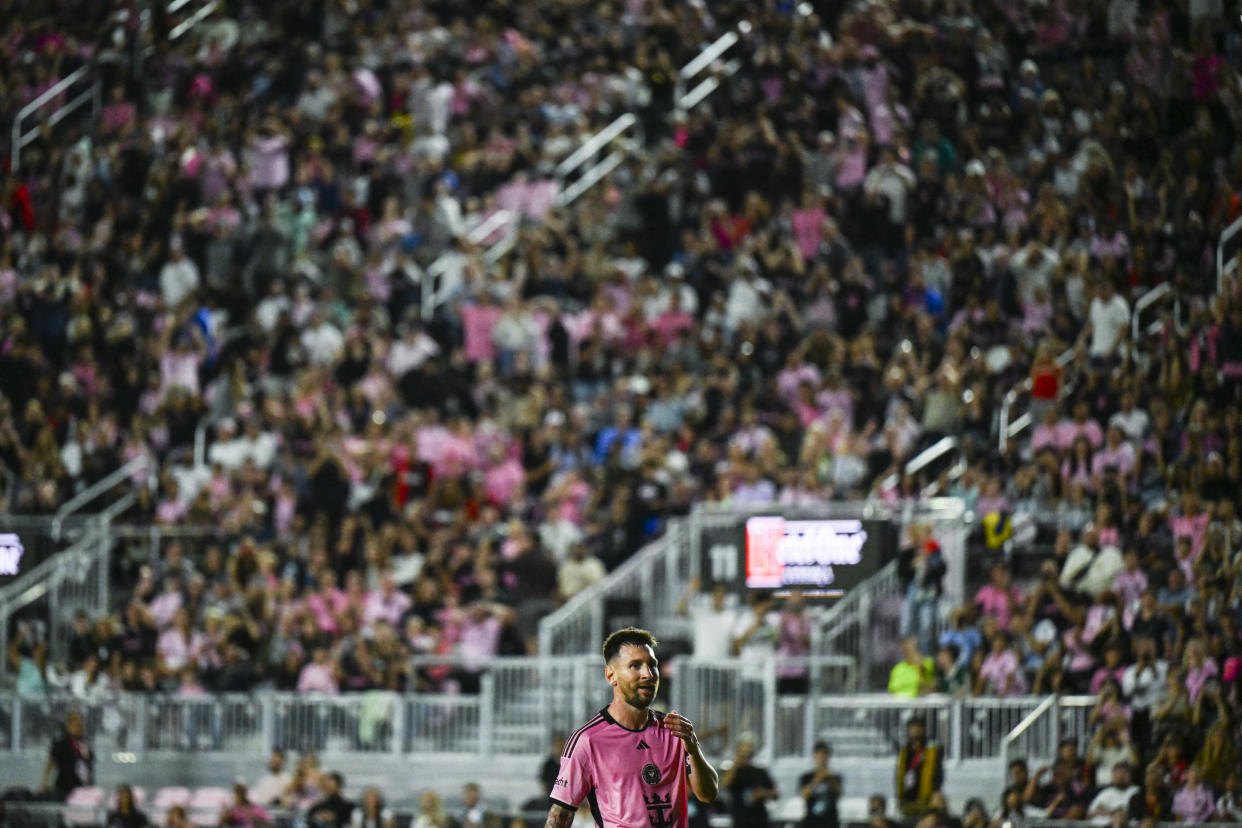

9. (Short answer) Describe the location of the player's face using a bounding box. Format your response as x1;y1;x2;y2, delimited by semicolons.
607;643;660;709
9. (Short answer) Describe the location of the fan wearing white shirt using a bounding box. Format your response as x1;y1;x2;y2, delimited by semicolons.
1082;278;1130;362
1086;763;1138;824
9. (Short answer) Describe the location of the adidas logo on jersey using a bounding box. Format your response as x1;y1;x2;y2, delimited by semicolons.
636;739;650;750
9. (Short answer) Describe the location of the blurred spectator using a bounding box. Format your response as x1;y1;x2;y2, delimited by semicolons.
1086;763;1139;824
720;738;778;828
1171;765;1217;823
350;788;393;828
41;711;92;801
888;638;935;699
677;580;739;660
798;740;842;828
105;785;150;828
411;791;448;828
895;717;943;819
249;750;291;808
454;783;485;828
220;783;271;828
307;773;352;828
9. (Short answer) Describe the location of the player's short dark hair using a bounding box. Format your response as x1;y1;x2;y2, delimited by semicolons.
602;627;658;663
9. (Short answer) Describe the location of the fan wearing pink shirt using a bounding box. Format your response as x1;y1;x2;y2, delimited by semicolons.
976;633;1028;696
975;564;1024;631
297;647;340;694
546;628;718;828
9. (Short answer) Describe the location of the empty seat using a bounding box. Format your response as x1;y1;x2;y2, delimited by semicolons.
64;787;104;827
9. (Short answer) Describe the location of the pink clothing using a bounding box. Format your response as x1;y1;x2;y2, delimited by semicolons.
305;588;349;635
160;352;200;397
246;135;290;190
791;207;825;260
156;628;207;671
484;457;525;506
1091;443;1134;479
363;590;412;630
1185;660;1219;703
979;649;1028;695
149;591;184;629
552;711;690;828
461;303;503;363
975;584;1024;631
1169;511;1210;557
456;615;502;669
296;661;339;694
1089;666;1126;694
1173;783;1217;823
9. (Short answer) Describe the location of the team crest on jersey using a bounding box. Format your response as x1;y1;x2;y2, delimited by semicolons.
642;763;662;784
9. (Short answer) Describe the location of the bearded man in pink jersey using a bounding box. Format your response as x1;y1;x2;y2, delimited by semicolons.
546;627;719;828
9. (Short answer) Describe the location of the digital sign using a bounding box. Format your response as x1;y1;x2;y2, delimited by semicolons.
0;533;23;576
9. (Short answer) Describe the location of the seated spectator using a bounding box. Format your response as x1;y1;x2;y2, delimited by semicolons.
412;791;448;828
249;750;291;808
1024;759;1088;820
1128;765;1174;821
454;783;486;828
351;787;393;828
1218;770;1242;823
975;565;1024;632
975;633;1028;696
934;644;970;696
106;784;150;828
1087;723;1138;790
1171;765;1216;823
1086;763;1139;824
219;783;271;828
307;773;353;828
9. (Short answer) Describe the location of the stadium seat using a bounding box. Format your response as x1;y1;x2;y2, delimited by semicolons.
64;786;104;827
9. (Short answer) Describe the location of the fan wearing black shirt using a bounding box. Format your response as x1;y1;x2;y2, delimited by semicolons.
799;741;842;828
721;739;779;828
105;785;150;828
42;712;93;801
307;773;354;828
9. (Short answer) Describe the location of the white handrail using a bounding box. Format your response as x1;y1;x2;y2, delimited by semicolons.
879;435;959;491
1218;214;1242;292
11;66;91;171
678;31;739;81
1131;281;1171;346
554;114;637;180
553;150;627;208
52;455;147;538
169;0;218;39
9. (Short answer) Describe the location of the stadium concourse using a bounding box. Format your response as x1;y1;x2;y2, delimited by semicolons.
3;0;1242;825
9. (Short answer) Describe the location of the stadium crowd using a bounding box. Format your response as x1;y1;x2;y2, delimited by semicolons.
3;0;1242;823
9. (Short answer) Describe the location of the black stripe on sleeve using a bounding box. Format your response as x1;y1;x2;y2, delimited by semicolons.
563;714;604;758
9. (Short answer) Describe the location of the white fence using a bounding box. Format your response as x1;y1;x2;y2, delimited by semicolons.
0;659;1095;767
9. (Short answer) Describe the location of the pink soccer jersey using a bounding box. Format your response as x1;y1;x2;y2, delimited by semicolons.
550;708;690;828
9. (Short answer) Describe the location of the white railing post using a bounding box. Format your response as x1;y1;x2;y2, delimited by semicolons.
479;672;495;757
949;698;963;765
391;696;406;757
761;657;777;765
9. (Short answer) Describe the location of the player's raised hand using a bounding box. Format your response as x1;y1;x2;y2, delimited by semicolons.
664;710;699;750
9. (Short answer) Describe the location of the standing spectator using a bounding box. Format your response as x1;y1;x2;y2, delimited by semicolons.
776;590;813;694
799;740;842;828
1081;278;1130;366
720;738;778;828
557;543;606;601
895;717;943;819
900;538;946;653
677;580;738;660
889;638;935;699
41;711;93;801
106;785;150;828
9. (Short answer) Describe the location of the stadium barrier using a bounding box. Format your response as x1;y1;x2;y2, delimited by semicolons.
0;672;1096;767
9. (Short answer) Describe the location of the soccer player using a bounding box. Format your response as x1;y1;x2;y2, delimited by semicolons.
546;627;719;827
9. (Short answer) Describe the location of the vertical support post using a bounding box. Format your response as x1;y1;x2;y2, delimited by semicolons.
761;657;777;766
479;673;495;758
950;698;964;766
391;695;406;757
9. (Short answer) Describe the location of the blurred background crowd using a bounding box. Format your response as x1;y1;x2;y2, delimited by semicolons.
4;0;1242;823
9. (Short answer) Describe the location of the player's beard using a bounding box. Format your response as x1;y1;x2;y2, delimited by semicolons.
625;680;658;709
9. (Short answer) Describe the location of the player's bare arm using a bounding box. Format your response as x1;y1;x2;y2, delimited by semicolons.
543;802;575;828
665;710;719;802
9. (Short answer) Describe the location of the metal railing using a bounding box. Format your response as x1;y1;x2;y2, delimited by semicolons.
1218;214;1242;291
0;683;1096;766
0;521;112;679
52;455;150;539
999;694;1098;773
996;347;1075;453
538;518;693;657
11;67;100;173
674;23;750;113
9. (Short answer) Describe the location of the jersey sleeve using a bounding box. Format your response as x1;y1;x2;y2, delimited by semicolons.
549;737;592;810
